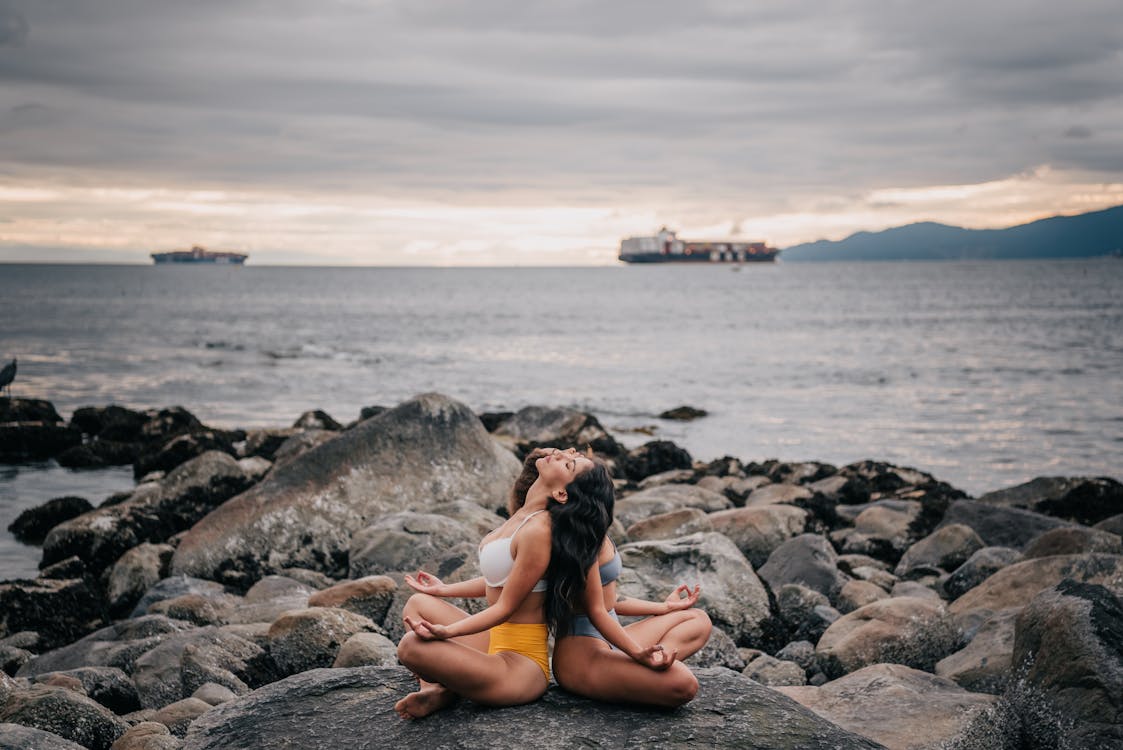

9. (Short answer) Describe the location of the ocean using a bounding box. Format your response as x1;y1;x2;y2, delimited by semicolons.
1;259;1121;579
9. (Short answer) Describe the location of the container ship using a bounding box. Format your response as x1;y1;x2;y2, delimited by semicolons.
151;246;248;265
619;227;779;263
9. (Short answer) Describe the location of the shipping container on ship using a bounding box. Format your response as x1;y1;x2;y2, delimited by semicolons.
618;227;779;263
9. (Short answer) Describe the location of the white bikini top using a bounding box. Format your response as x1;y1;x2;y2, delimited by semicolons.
479;510;548;593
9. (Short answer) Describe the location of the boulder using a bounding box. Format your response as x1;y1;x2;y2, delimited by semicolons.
222;576;315;625
777;664;995;750
0;399;63;424
620;440;692;481
190;683;237;706
1022;526;1123;558
976;476;1123;525
179;666;885;750
306;577;396;625
331;632;398;668
836;580;889;614
70;405;147;441
948;554;1123;625
490;405;623;457
775;640;817;671
171;394;520;585
131;628;273;709
292;410;342;431
348;512;479;579
935;608;1018;694
0;578;105;651
108;721;182;750
16;616;195;678
624;508;712;542
266;608;378;677
758;534;848;602
1095;512;1123;536
0;723;88;749
942;546;1022;599
6;497;93;545
832;501;920;558
744;483;813;508
639;468;697;490
131;578;229;618
107;544;175;617
42;452;252;574
617;533;776;647
816;597;961;678
32;666;141;714
234;457;271;483
133;432;238;480
894;524;984;577
240;429;297;461
696;474;771;505
806;474;871;505
0;685;129;750
743;654;806;686
0;422;82;461
708;505;809;568
683;626;744;671
937;500;1072;550
150;698;211;738
613;484;731;529
658;406;707;421
270;430;337;469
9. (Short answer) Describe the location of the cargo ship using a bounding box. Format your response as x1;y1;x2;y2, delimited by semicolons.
619;227;779;264
151;246;248;265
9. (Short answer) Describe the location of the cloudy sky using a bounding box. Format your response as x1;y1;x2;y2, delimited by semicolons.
1;0;1121;265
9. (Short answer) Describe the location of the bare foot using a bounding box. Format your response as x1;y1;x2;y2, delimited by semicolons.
394;686;456;720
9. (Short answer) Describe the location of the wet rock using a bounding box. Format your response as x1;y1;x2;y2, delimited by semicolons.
658;406;708;421
109;721;182;750
743;654;806;686
331;632;398;668
38;556;86;580
0;684;129;750
816;597;961;678
171;394;520;585
708;505;809;568
0;578;106;652
150;698;211;738
0;399;64;424
775;585;837;643
490;405;623;457
620;440;692;481
32;666;141;715
613;484;731;529
836;580;889;614
475;410;512;432
348;512;480;579
894;524;984;577
976;475;1123;525
948;554;1123;626
0;422;82;461
107;544;175;617
306;576;396;625
759;534;848;602
0;723;88;749
266;608;378;677
180;666;885;750
43;452;252;575
7;497;93;545
935;607;1018;694
624;507;712;542
70;405;147;441
1022;525;1123;558
942;546;1023;600
618;533;776;647
292;410;342;431
937;500;1073;550
778;664;994;750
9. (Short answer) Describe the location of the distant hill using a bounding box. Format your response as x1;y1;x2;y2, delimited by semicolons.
781;204;1123;261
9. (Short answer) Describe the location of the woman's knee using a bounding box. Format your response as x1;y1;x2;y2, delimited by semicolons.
397;631;423;667
402;592;436;619
689;608;712;635
666;667;699;707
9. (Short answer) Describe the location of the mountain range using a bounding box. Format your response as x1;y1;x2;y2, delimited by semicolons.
781;203;1123;261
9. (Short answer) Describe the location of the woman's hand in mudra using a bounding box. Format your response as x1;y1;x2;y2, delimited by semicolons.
404;571;447;596
664;583;701;612
635;643;677;671
403;615;451;641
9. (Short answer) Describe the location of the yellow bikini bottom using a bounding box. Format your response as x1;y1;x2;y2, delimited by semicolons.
487;622;550;679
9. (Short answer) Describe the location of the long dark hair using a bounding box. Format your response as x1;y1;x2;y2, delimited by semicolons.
544;463;615;637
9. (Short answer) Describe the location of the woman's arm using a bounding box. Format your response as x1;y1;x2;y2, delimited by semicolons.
583;567;675;670
613;584;701;617
404;571;487;599
408;520;551;640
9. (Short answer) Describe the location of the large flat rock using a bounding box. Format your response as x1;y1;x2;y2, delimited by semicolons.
171;394;519;584
181;666;886;750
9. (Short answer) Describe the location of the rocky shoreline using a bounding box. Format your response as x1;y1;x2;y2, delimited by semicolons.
1;393;1122;749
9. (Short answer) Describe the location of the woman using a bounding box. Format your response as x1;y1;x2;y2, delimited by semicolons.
535;448;713;708
393;447;610;719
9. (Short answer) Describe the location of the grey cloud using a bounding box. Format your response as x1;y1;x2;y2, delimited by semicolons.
1064;125;1093;139
0;7;28;46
